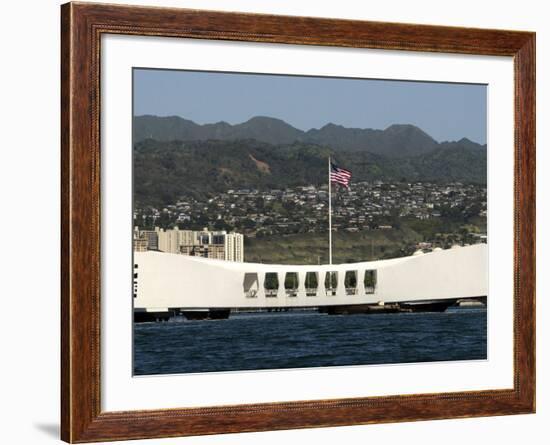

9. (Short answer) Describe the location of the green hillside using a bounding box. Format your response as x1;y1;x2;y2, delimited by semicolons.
134;138;487;207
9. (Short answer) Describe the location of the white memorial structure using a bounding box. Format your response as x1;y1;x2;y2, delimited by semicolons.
133;243;487;321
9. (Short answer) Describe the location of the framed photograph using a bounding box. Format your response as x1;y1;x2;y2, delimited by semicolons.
61;2;535;442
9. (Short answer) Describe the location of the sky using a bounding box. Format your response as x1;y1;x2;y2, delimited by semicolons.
133;68;487;145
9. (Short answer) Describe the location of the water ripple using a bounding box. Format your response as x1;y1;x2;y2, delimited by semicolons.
134;308;487;375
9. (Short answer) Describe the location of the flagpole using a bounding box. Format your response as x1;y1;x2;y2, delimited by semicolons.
328;156;332;265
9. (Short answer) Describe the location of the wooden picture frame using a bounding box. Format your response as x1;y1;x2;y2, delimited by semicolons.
61;2;535;442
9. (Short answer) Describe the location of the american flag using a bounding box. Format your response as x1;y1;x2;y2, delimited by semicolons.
330;162;352;188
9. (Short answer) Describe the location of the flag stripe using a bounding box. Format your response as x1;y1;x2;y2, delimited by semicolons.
331;179;349;186
330;175;349;181
330;174;350;180
331;173;350;180
333;170;351;177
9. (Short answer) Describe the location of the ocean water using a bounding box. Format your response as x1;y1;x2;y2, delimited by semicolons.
133;307;487;375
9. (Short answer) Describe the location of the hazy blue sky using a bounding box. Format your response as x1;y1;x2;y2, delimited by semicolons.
133;68;487;144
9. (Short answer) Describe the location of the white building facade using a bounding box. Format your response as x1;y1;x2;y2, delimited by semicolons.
135;226;244;262
134;244;487;314
224;233;244;262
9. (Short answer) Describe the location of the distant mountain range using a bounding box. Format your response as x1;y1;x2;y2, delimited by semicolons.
133;115;486;158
